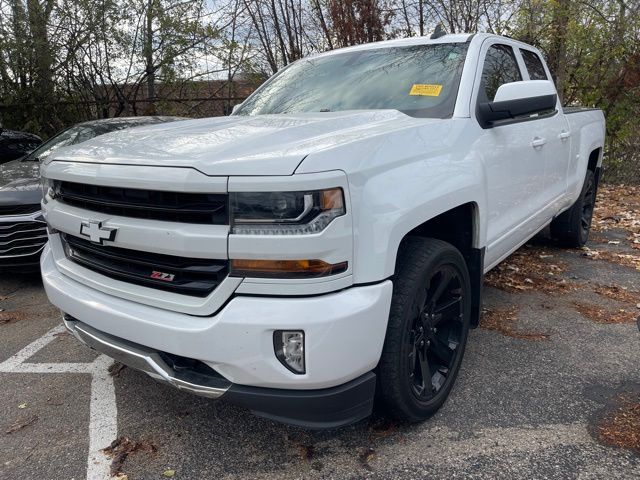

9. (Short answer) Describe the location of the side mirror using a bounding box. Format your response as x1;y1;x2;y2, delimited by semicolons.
477;80;557;129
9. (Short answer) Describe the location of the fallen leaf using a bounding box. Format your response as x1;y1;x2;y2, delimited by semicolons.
0;311;26;325
18;403;27;409
583;249;640;270
358;447;376;471
108;362;127;377
103;436;157;477
485;245;573;294
573;302;637;324
592;185;640;251
369;418;398;440
163;469;176;477
481;307;550;340
5;415;38;434
596;395;640;453
593;285;640;306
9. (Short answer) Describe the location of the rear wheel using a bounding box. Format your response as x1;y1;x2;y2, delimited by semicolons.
550;170;597;248
378;237;471;422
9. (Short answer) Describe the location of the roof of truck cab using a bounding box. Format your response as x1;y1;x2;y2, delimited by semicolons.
309;33;475;59
308;33;544;60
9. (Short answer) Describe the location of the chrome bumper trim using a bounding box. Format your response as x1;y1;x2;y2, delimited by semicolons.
63;317;230;399
0;209;43;222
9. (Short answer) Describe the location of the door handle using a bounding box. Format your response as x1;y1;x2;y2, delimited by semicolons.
559;131;571;141
531;137;547;149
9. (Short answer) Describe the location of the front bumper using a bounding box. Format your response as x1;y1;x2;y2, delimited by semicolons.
64;315;376;428
42;240;391;387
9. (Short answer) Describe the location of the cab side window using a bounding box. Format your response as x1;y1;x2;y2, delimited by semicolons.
478;44;522;103
520;49;548;80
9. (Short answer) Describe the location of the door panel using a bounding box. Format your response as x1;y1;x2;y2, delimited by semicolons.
474;42;549;267
518;48;571;214
480;120;547;268
541;113;571;206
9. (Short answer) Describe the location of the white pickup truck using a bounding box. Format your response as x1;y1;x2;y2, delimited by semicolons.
41;33;605;428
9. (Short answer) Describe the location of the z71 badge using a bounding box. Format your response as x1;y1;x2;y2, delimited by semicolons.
150;271;175;282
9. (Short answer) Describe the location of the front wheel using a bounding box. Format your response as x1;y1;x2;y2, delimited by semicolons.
378;237;471;422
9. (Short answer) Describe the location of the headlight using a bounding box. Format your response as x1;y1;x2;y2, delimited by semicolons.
230;188;345;235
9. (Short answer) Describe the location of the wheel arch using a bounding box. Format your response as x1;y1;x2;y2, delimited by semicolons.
395;202;484;327
587;147;601;173
587;147;603;190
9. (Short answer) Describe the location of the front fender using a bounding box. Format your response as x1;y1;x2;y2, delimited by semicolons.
296;117;486;284
351;159;485;283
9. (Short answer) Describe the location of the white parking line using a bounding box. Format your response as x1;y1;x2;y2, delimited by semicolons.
0;324;117;480
0;323;66;372
87;355;118;480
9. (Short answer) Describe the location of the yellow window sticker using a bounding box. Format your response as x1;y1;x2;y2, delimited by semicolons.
409;84;443;97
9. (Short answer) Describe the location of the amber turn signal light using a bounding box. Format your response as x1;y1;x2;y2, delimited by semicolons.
320;188;344;210
230;259;348;278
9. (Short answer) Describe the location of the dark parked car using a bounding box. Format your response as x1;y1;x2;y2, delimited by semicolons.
0;128;42;164
0;116;184;270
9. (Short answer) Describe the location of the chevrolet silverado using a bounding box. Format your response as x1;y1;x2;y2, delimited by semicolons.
40;33;605;428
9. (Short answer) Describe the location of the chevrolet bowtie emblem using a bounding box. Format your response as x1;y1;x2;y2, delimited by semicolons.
80;220;117;245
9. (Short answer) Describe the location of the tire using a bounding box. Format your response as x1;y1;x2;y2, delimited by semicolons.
550;170;597;248
378;237;472;422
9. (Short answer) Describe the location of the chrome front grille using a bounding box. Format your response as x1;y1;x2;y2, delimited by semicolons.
0;218;47;260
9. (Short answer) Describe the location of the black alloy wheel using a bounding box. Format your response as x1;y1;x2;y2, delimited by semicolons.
408;265;464;400
551;169;597;248
579;173;596;244
378;237;471;422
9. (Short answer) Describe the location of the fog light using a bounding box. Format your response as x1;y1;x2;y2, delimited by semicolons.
274;330;305;374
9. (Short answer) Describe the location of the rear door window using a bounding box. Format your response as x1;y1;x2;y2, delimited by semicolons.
520;49;548;80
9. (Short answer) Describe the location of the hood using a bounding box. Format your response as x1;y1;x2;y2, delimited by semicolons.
46;111;427;176
0;159;42;206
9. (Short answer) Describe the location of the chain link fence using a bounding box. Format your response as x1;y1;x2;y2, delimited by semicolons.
0;96;248;133
603;142;640;184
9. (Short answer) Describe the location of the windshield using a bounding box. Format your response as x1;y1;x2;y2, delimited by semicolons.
236;43;469;118
22;118;176;162
23;126;80;161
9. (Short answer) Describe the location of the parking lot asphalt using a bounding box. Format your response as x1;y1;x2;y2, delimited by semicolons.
1;229;639;480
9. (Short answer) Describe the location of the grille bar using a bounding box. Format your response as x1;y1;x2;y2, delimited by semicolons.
55;181;228;225
0;221;47;257
63;234;228;297
0;234;48;246
0;227;48;239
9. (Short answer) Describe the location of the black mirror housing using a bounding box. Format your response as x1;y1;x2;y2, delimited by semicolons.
477;94;557;129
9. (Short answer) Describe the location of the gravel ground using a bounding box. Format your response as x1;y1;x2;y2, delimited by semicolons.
1;229;639;480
